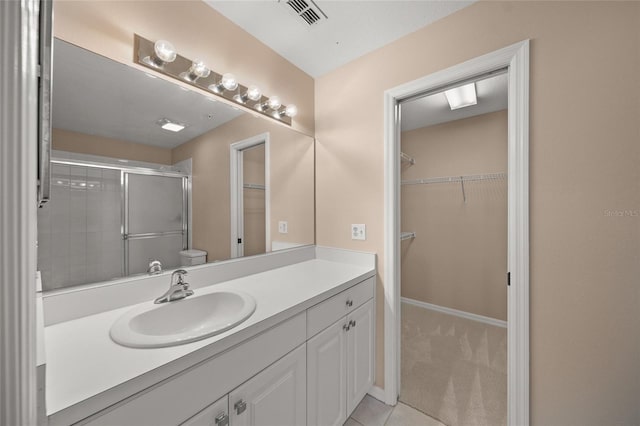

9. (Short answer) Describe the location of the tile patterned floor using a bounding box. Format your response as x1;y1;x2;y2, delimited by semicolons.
346;395;446;426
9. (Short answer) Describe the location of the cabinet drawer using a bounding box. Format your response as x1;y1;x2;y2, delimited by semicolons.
307;277;374;338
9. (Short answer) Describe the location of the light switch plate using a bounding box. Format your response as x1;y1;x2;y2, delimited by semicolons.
351;224;366;240
278;221;288;234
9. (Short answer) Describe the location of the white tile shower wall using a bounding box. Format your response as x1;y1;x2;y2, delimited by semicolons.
38;164;124;291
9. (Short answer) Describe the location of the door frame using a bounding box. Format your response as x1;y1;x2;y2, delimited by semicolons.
383;40;530;425
230;133;271;258
0;0;39;424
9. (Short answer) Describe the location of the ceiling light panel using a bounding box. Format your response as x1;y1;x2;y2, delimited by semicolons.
444;83;477;110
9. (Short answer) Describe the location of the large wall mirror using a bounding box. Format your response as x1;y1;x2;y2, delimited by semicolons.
38;38;315;292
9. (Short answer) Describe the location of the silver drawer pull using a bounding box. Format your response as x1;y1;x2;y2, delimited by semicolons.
234;400;247;415
346;299;353;307
215;413;229;426
350;319;356;328
343;323;350;332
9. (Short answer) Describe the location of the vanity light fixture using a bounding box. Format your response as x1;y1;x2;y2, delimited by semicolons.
277;104;298;118
208;72;238;94
234;85;262;104
180;59;210;82
267;96;282;110
257;96;282;112
444;83;477;110
142;39;177;68
284;104;298;118
157;118;186;132
134;34;297;125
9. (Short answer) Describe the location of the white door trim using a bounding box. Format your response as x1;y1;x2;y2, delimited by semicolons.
230;133;271;258
0;0;39;424
383;40;530;425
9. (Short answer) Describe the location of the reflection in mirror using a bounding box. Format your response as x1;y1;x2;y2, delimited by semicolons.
38;39;315;292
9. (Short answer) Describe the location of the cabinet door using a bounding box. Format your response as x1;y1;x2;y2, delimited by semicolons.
307;319;348;426
229;344;306;426
181;395;228;426
346;299;375;415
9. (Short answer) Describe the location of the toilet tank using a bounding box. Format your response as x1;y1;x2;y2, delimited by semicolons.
179;249;207;266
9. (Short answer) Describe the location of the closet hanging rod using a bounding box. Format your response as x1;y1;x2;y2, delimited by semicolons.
400;152;416;165
243;183;266;190
401;172;506;186
400;231;416;241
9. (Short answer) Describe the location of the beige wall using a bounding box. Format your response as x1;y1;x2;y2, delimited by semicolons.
316;2;639;424
401;110;507;321
52;128;172;165
53;0;314;136
172;113;314;262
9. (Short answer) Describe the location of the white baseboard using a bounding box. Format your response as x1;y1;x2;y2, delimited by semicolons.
367;385;389;404
401;297;507;328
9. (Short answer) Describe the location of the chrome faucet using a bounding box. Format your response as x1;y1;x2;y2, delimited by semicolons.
147;259;163;275
154;269;194;304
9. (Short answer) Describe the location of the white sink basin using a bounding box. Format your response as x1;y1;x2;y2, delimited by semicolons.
110;290;257;348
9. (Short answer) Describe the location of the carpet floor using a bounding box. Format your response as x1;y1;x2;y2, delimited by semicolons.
400;303;507;426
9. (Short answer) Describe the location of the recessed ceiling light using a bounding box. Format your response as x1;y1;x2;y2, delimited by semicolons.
157;118;187;132
444;83;477;110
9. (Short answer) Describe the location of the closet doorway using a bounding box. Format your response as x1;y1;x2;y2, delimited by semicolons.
230;133;270;258
398;72;508;426
383;41;530;426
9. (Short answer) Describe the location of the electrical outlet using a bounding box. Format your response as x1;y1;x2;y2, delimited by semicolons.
351;224;366;241
278;221;288;234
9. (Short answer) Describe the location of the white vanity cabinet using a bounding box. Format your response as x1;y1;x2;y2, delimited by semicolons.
181;396;229;426
229;344;306;426
306;278;375;426
63;274;376;426
183;344;306;426
346;299;375;414
79;314;306;426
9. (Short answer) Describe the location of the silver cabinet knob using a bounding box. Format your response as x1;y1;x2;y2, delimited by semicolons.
215;413;229;426
343;323;350;332
346;299;353;307
234;400;247;415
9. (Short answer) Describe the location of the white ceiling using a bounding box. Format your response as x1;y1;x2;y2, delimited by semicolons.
206;0;473;78
401;72;508;131
53;39;244;149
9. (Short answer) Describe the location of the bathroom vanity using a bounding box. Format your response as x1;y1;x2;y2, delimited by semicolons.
43;246;376;425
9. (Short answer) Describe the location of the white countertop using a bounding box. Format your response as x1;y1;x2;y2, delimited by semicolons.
46;257;374;424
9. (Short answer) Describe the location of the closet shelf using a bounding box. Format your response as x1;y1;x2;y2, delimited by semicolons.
401;172;506;186
400;152;416;165
400;231;416;241
243;183;266;190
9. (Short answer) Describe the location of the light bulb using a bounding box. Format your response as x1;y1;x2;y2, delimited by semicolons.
247;85;262;101
221;73;238;91
189;60;210;79
284;104;298;118
267;96;281;110
154;40;176;63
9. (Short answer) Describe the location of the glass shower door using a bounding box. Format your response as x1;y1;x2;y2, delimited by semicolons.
125;172;187;275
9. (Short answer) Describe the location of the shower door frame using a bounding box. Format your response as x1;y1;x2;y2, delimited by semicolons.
122;169;189;276
49;158;190;277
383;40;530;425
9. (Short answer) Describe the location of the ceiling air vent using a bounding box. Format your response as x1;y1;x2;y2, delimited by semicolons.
283;0;327;26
